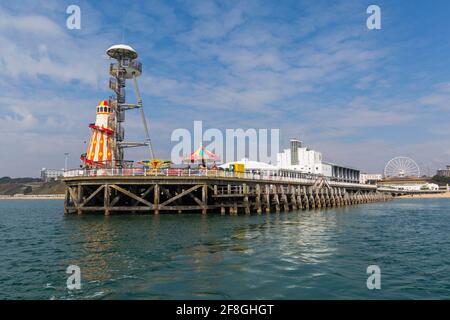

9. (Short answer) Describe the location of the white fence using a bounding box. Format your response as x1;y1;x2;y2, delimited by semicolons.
63;168;371;189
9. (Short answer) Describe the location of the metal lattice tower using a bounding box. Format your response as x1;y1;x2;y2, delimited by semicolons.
106;44;154;167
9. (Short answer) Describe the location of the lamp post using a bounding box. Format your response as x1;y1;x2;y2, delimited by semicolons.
64;153;69;172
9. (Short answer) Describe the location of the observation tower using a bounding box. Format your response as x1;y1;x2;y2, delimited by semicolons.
81;44;154;168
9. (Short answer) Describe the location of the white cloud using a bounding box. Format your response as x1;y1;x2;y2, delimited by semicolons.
0;11;63;36
0;0;449;176
0;6;110;86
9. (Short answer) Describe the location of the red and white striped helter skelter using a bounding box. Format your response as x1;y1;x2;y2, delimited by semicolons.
81;100;114;167
81;44;154;168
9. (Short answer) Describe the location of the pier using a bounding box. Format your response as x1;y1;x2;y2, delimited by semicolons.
62;168;392;215
62;43;392;215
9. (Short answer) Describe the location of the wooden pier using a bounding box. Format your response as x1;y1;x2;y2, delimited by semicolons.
62;169;392;215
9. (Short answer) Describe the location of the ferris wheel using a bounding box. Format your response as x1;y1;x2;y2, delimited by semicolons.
384;156;420;178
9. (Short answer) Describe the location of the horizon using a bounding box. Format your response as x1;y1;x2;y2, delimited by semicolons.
1;0;450;177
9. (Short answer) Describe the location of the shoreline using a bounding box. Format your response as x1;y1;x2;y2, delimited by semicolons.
396;191;450;199
0;194;64;200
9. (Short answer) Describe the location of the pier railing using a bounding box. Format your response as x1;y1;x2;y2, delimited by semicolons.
63;168;370;189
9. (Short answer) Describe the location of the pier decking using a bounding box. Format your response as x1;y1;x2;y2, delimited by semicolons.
62;168;392;215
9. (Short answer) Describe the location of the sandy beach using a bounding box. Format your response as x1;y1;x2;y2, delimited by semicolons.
397;191;450;199
0;194;64;200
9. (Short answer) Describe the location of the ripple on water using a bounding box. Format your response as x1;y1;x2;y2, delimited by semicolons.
0;199;449;299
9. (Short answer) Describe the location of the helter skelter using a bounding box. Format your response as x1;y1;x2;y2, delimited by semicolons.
81;44;154;168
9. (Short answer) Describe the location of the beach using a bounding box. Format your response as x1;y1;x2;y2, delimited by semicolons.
0;194;64;200
397;191;450;199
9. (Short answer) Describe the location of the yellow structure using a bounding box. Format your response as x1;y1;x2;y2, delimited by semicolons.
230;163;245;173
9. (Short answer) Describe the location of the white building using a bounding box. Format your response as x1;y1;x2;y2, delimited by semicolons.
360;173;383;184
219;139;361;183
40;168;65;182
388;183;439;191
276;145;323;174
276;139;360;183
322;162;332;177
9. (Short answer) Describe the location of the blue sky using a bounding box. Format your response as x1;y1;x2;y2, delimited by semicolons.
1;0;450;177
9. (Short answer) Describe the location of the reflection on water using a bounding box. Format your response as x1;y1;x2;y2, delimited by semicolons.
0;199;450;299
66;218;118;283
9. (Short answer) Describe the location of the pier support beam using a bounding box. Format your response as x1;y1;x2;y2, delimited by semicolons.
104;184;110;215
77;185;82;215
64;189;70;214
291;186;298;211
265;185;271;213
281;186;289;212
315;188;321;209
309;187;315;209
202;184;208;215
273;186;281;213
154;184;160;214
256;184;262;214
303;186;309;210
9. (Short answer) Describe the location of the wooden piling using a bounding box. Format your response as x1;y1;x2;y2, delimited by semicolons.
63;173;389;215
104;184;110;215
154;184;160;214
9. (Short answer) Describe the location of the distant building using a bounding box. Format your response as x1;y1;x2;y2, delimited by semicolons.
40;168;64;182
276;139;360;183
360;173;383;184
436;165;450;177
387;183;439;191
378;177;439;191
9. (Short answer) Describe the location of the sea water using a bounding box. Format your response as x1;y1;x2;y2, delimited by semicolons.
0;199;449;299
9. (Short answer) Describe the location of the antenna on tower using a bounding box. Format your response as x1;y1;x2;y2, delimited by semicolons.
106;44;155;167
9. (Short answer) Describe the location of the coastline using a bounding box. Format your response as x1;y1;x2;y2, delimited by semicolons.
0;194;64;200
396;191;450;199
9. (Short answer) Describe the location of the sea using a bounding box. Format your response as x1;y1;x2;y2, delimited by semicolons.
0;198;449;299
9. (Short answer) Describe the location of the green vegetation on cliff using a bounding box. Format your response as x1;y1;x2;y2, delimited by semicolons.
431;175;450;186
0;177;65;195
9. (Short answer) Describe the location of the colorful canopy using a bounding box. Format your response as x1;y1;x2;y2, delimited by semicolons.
137;159;172;169
184;145;220;163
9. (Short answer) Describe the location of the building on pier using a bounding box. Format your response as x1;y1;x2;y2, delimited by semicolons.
276;140;322;174
325;162;360;183
276;139;360;183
